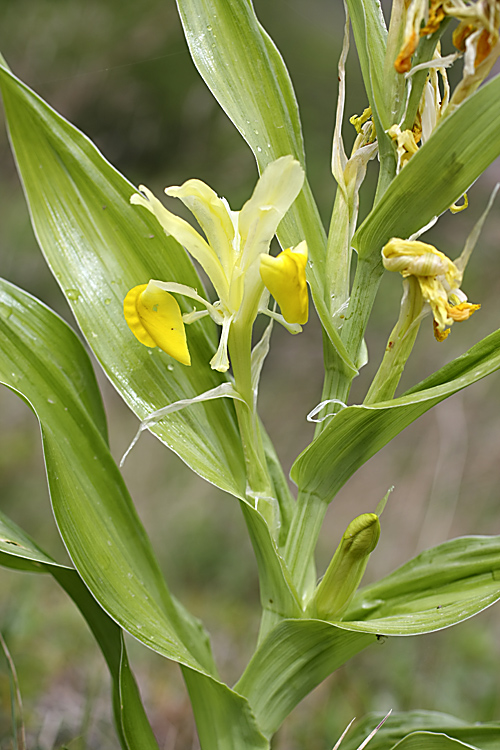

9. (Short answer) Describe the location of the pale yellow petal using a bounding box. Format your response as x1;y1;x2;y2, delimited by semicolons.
165;179;235;270
238;156;304;269
130;186;229;301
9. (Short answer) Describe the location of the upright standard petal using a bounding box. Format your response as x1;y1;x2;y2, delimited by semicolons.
165;179;236;272
124;282;191;366
238;156;305;269
260;241;308;325
131;186;229;301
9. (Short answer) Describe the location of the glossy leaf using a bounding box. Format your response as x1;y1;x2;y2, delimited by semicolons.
342;711;500;750
0;510;159;750
0;56;247;499
0;50;314;626
176;0;357;372
235;620;375;738
292;328;500;502
0;279;291;747
0;278;214;673
182;666;269;750
341;536;500;635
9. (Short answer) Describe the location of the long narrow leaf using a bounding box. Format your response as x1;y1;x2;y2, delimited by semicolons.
342;711;500;750
0;510;158;750
0;56;247;499
0;279;290;746
354;73;500;257
291;328;500;502
0;278;214;673
342;536;500;635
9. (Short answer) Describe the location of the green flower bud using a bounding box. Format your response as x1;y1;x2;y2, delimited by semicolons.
307;513;380;621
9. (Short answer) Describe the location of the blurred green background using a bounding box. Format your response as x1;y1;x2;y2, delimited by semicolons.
0;0;500;747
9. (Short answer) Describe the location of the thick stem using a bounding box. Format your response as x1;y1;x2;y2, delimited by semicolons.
342;253;385;365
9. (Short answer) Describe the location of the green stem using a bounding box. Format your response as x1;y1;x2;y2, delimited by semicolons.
342;253;385;365
284;489;328;602
228;318;273;502
364;277;423;404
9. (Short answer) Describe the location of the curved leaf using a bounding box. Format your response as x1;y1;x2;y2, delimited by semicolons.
235;620;375;738
0;510;158;750
0;57;246;499
342;536;500;635
291;328;500;502
392;734;481;750
342;711;500;750
182;666;269;750
0;278;214;673
354;73;500;258
0;279;294;747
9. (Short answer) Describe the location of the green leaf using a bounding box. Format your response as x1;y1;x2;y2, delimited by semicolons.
0;57;247;499
176;0;357;372
342;711;500;750
342;536;500;635
391;734;481;750
354;73;500;258
0;279;293;746
0;278;215;674
0;45;315;626
291;327;500;502
0;510;159;750
182;666;269;750
235;620;375;738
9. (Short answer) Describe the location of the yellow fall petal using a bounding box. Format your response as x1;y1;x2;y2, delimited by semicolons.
124;282;191;366
259;241;308;325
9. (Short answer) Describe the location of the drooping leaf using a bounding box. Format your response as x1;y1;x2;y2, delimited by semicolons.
342;536;500;635
292;328;500;502
342;711;500;750
0;278;214;674
0;510;159;750
0;56;247;499
0;279;294;746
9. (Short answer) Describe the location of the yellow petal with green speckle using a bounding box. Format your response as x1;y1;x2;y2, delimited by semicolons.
259;241;308;325
124;282;191;366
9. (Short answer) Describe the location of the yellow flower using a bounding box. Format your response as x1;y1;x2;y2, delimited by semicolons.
259;242;308;325
382;238;480;341
124;157;308;370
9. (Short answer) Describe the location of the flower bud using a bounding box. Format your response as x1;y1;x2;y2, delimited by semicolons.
307;513;380;621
